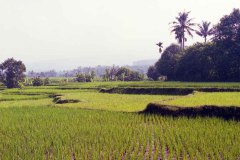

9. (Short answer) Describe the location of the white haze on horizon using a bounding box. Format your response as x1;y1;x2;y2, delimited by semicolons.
0;0;239;71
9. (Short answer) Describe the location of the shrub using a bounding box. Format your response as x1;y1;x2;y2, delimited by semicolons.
75;74;86;82
32;77;44;86
44;78;50;85
114;67;144;81
85;74;92;82
128;71;144;81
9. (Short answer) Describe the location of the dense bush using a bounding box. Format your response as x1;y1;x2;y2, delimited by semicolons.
75;73;94;82
147;66;159;81
43;78;50;85
102;67;144;81
114;67;144;81
115;67;131;81
127;71;144;81
175;43;220;81
76;74;86;82
32;77;44;86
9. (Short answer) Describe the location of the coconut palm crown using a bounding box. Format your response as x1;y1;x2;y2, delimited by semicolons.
196;21;214;43
170;11;195;50
156;42;163;53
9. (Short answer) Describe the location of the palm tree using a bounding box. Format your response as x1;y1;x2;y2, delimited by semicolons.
156;42;163;53
196;21;214;43
170;11;195;50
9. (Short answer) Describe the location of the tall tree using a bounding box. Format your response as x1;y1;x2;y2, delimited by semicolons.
213;8;240;47
0;58;26;88
154;44;182;80
170;11;195;49
103;68;110;81
196;21;214;43
213;8;240;81
156;42;163;53
147;66;158;80
109;65;117;80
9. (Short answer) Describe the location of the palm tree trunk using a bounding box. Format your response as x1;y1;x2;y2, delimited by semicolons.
204;36;207;43
182;31;185;50
182;39;185;50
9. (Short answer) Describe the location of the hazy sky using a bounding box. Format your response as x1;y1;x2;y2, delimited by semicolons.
0;0;239;71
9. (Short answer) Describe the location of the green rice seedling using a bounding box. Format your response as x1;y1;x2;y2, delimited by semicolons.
0;82;240;159
163;92;240;107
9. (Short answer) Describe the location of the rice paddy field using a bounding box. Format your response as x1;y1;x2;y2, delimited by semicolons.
0;81;240;159
162;92;240;107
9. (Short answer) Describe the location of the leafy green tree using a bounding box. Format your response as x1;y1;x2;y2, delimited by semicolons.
196;21;214;43
213;8;240;46
44;78;50;85
0;58;26;88
115;67;131;81
109;65;117;81
85;74;92;82
32;77;44;86
147;66;158;80
76;73;86;82
128;71;144;81
103;68;110;81
170;11;195;49
155;44;182;80
108;67;144;81
213;8;240;81
149;9;240;82
176;43;219;81
90;71;96;81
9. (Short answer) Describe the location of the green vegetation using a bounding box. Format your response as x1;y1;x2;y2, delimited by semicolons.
60;81;240;89
0;3;239;159
102;66;144;82
0;81;239;159
56;91;175;112
163;92;240;107
0;107;239;159
32;77;44;86
149;9;240;82
0;86;176;112
0;58;26;88
170;11;195;50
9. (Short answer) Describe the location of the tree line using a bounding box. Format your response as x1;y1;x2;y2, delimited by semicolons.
27;64;149;78
1;9;239;88
76;66;144;82
148;8;240;82
0;58;144;88
0;58;51;88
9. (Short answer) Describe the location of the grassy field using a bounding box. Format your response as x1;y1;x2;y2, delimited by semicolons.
56;81;240;89
0;88;177;111
0;81;240;159
56;91;177;112
162;92;240;107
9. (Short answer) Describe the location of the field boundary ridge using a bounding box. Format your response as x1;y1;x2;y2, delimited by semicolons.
100;87;240;95
142;103;240;120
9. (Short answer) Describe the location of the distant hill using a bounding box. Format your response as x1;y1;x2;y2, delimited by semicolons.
132;59;157;66
27;59;158;77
